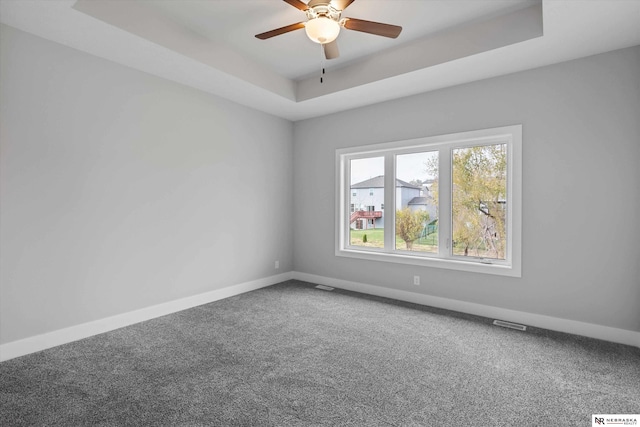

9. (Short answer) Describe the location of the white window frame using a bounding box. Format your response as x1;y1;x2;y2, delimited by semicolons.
335;125;522;277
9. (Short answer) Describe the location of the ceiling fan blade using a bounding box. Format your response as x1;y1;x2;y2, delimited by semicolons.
255;22;306;40
343;18;402;38
323;40;340;59
331;0;356;11
283;0;309;11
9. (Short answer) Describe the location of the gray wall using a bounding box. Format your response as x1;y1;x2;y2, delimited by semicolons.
2;22;638;347
293;46;640;332
0;25;294;344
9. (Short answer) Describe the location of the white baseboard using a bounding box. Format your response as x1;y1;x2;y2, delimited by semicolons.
3;270;637;362
292;271;640;349
0;272;294;362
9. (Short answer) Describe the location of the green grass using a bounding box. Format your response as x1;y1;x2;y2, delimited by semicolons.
349;228;506;258
350;228;438;253
350;229;384;248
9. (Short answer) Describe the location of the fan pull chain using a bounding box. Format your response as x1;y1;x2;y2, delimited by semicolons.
320;44;325;84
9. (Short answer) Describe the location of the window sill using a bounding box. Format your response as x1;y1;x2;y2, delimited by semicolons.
336;247;521;277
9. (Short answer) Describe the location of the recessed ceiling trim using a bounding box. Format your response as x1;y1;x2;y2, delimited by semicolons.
72;0;296;101
296;2;543;101
1;1;639;122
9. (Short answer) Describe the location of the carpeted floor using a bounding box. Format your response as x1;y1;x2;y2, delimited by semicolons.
1;280;639;426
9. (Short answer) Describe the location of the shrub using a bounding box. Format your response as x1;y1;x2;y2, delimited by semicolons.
396;208;429;250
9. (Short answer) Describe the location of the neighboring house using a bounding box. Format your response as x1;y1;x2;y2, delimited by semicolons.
350;176;386;230
408;182;437;220
350;176;434;230
408;196;437;223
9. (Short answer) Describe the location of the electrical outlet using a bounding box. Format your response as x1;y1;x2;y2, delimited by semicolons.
275;260;279;269
413;276;420;286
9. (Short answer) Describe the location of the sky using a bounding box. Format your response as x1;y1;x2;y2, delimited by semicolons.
350;152;437;185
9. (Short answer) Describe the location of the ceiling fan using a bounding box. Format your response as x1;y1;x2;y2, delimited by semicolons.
255;0;402;60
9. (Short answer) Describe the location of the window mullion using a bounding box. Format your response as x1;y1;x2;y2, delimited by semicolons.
342;156;351;249
438;148;452;257
384;154;395;251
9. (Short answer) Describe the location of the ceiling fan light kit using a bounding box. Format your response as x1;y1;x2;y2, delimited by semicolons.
305;16;340;44
256;0;402;61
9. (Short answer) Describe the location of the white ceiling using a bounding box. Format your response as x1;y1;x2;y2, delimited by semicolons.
145;0;539;80
1;0;639;121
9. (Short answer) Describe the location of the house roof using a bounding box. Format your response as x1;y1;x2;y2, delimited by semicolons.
352;176;421;189
408;197;429;205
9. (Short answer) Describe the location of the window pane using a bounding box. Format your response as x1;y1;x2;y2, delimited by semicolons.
395;152;438;252
349;157;384;247
452;144;507;259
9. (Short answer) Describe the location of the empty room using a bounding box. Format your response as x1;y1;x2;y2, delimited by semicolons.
1;0;639;425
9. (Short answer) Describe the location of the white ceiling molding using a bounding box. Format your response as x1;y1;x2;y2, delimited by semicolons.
1;0;638;121
296;3;543;101
72;0;296;101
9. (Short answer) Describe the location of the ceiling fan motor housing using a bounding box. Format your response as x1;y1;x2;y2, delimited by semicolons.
305;1;342;23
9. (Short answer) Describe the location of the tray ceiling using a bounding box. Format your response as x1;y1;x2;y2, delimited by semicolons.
1;0;639;120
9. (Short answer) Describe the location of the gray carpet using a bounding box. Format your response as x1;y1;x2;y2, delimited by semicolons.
1;280;639;426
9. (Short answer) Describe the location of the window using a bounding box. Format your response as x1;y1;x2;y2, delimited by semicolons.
396;151;438;254
349;156;384;248
335;125;521;276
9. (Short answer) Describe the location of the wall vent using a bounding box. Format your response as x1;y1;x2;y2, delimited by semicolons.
493;319;527;331
315;285;334;291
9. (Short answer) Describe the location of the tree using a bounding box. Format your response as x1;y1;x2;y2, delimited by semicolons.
426;144;506;258
452;144;506;258
396;208;429;250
